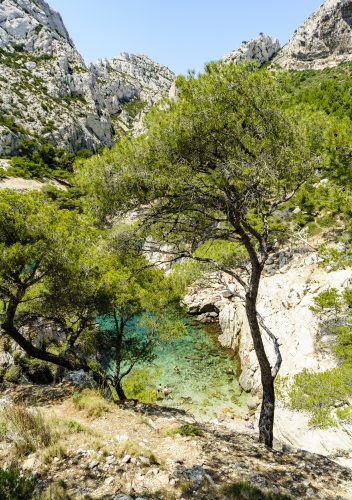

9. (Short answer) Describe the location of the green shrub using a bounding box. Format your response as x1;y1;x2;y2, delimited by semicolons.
122;366;159;403
165;424;203;437
3;365;21;383
0;467;36;500
289;366;352;427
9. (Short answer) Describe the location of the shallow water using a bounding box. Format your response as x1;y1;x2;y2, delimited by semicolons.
152;321;248;419
99;315;247;420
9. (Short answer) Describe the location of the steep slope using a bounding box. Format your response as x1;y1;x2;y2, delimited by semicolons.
274;0;352;69
91;53;175;138
0;0;175;155
0;0;113;154
1;384;352;498
184;241;352;465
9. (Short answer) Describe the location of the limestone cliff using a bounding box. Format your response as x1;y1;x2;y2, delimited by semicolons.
274;0;352;69
91;53;175;138
0;0;175;155
223;34;280;66
183;245;352;464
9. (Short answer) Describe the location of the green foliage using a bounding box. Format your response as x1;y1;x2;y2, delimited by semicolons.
165;424;203;437
122;366;160;402
336;406;352;423
0;467;36;500
77;61;315;268
310;288;342;314
7;140;87;180
0;114;28;135
289;288;352;427
289;367;352;428
120;98;147;118
311;288;352;363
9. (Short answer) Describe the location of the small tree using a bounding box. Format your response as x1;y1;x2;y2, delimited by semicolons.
79;62;316;446
94;230;186;400
0;191;183;396
0;190;98;372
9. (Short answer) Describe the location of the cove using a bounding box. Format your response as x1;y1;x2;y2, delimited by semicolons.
98;314;248;420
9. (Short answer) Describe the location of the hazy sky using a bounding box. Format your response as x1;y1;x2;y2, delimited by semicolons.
48;0;322;74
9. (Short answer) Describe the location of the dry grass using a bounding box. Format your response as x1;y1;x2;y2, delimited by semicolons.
5;405;54;457
40;442;67;463
71;389;111;418
115;439;158;463
39;482;72;499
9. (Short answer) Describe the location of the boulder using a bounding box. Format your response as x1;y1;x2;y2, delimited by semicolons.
62;369;97;388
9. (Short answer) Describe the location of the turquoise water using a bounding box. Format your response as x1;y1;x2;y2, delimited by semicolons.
151;322;247;419
98;314;247;419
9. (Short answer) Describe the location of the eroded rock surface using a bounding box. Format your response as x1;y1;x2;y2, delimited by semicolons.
274;0;352;69
223;34;280;66
0;0;175;155
184;245;352;461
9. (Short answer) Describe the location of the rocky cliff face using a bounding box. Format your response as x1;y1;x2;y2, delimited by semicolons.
91;53;175;138
274;0;352;69
223;34;280;66
0;0;175;155
183;245;352;463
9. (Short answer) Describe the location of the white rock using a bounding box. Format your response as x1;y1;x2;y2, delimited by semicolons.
223;34;280;66
274;0;352;70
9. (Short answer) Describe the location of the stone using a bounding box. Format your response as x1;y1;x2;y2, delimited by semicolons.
247;396;261;411
139;456;151;466
22;455;41;471
63;369;97;388
115;434;129;443
0;0;175;156
274;0;352;70
89;460;99;469
121;454;131;464
0;394;13;410
223;34;280;66
106;455;118;465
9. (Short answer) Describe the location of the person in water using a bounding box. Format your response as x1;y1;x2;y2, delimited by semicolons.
157;385;172;398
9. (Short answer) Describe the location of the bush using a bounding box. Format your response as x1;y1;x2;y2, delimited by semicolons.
8;139;84;180
5;406;53;456
165;424;203;437
122;367;159;403
0;466;36;500
71;389;110;418
3;365;22;383
288;366;352;427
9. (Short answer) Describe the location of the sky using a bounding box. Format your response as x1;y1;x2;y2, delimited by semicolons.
48;0;322;75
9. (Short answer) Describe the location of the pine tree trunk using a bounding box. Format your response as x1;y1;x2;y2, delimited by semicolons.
115;381;127;401
245;291;275;448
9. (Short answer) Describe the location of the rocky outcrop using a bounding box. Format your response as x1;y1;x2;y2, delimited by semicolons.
0;0;175;155
274;0;352;69
0;0;113;153
91;53;175;137
223;34;280;66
